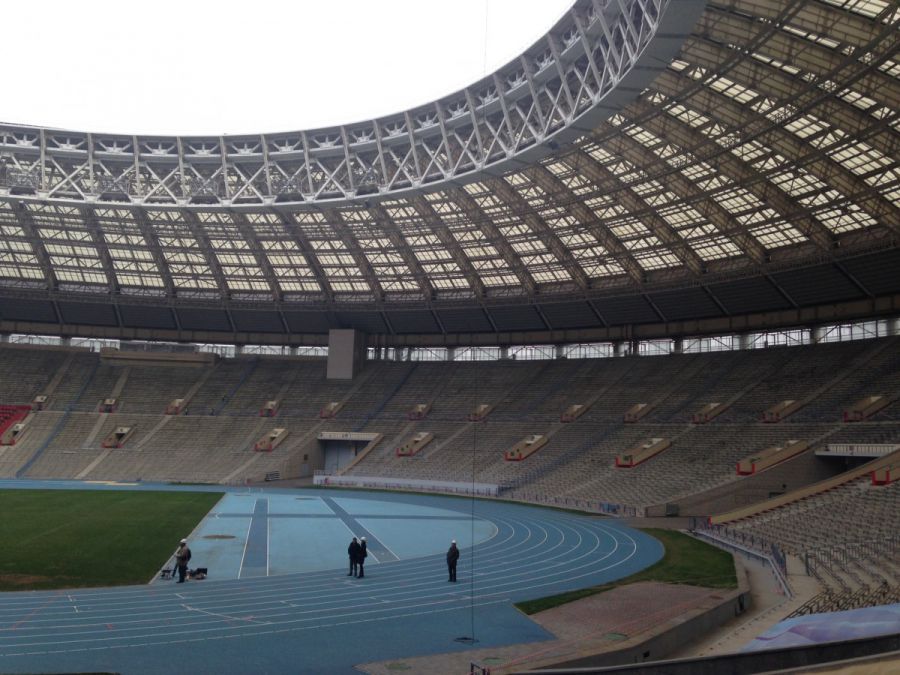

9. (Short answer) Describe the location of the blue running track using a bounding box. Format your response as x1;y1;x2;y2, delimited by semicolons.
0;480;663;674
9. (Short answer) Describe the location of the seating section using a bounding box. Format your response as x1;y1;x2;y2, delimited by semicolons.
724;476;900;612
1;339;899;493
2;338;900;609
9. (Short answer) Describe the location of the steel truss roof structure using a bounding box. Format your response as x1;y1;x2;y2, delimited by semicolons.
0;0;898;345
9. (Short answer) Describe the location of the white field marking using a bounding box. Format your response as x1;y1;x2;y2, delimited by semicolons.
4;581;506;638
235;505;256;579
465;524;643;600
457;520;644;599
0;553;579;633
322;500;366;568
266;508;271;577
0;516;596;624
0;529;622;636
181;604;270;625
0;512;649;628
2;594;498;649
0;500;510;602
0;529;649;647
0;514;566;621
56;528;516;608
1;598;512;657
148;491;229;585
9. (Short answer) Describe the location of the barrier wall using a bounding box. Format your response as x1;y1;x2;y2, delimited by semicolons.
313;474;499;497
624;402;652;423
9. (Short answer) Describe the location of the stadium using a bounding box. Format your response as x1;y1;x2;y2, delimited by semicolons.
0;0;898;673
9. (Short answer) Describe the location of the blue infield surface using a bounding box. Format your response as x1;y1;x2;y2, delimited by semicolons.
0;480;664;674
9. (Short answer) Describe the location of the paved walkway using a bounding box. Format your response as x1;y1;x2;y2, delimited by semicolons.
360;532;830;674
358;581;727;675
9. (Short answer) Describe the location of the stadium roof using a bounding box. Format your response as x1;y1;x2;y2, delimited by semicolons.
0;0;898;345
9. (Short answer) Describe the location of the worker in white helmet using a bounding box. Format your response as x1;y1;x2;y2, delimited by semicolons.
358;536;367;578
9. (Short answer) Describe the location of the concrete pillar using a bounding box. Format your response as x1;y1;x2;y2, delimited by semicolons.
811;325;827;344
290;346;299;357
447;347;456;362
0;334;8;343
890;317;900;337
500;346;509;360
235;345;244;356
61;336;72;347
555;344;565;360
739;333;752;351
614;341;628;357
405;347;412;361
673;338;684;354
327;329;366;379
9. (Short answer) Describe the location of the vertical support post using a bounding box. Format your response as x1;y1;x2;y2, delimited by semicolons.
812;325;827;343
327;329;366;379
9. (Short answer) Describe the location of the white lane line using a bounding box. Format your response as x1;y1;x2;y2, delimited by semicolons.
181;604;270;626
235;508;255;580
1;599;512;657
0;497;657;659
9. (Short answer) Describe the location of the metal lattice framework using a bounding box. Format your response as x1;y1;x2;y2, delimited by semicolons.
0;0;897;339
0;0;689;205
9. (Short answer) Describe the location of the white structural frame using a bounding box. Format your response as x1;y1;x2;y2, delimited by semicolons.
0;0;695;206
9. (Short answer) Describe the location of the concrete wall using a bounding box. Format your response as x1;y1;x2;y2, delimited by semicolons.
519;635;900;674
646;451;843;517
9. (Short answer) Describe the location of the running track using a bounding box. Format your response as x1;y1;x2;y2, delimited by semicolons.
0;482;663;674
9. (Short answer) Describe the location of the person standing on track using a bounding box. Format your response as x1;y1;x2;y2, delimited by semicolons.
347;536;361;577
174;538;191;583
447;540;459;582
357;536;367;578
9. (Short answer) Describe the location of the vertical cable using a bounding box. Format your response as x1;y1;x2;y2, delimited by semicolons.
456;358;479;644
470;412;477;641
482;0;490;76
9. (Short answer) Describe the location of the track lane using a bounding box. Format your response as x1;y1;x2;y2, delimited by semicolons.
0;487;662;673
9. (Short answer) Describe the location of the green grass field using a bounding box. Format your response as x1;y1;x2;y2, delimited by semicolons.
0;489;222;591
516;528;737;615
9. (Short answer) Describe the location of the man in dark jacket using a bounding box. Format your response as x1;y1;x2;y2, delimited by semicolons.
447;540;459;582
175;538;191;583
357;537;367;578
347;536;361;577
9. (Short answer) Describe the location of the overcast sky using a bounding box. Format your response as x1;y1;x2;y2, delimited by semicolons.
2;0;573;136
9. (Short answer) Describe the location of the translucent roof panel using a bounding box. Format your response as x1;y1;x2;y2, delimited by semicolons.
148;210;218;292
0;0;896;327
